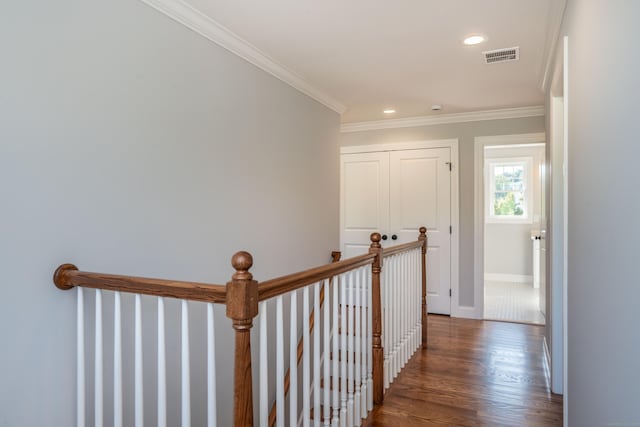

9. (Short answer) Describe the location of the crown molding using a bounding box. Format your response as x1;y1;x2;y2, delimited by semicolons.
340;106;545;133
139;0;346;114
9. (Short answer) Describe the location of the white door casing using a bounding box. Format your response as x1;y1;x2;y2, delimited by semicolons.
340;140;458;316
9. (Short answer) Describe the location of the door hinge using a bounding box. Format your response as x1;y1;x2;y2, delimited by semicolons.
449;225;452;234
449;289;452;297
445;161;452;171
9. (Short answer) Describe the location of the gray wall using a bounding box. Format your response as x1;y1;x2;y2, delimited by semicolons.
550;0;640;425
340;117;545;307
0;1;340;426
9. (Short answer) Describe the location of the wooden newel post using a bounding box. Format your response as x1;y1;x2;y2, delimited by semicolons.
369;232;384;405
418;226;428;349
226;251;259;427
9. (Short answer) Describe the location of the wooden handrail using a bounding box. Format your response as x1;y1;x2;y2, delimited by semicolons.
258;252;376;302
53;264;227;303
381;240;424;258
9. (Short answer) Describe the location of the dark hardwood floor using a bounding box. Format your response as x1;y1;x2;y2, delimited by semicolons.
363;315;563;426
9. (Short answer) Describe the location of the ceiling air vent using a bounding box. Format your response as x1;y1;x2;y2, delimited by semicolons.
483;47;520;64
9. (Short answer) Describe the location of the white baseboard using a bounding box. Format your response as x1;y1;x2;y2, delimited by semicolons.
484;273;533;284
451;305;482;319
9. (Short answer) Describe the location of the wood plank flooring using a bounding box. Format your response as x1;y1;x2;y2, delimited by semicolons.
363;315;563;426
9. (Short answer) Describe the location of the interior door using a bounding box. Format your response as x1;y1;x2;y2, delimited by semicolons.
390;148;451;315
340;152;389;259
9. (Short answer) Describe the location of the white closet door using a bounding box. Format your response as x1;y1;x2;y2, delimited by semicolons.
340;152;390;258
389;148;451;315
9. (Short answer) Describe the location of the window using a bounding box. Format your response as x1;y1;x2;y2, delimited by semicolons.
486;157;533;223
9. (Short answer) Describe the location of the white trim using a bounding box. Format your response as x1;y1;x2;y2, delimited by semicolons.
450;305;481;320
562;35;569;427
476;133;546;146
484;273;533;284
539;0;568;92
340;139;459;155
474;133;546;321
138;0;346;114
340;106;545;133
340;139;459;318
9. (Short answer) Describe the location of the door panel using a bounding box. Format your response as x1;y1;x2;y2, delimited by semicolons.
390;148;451;315
340;152;389;259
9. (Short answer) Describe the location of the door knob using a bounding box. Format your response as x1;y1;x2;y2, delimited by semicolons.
381;234;388;240
391;234;398;240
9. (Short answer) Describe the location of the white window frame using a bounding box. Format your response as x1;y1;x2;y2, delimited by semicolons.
485;156;533;224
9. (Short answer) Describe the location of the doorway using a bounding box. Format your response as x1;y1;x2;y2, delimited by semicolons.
473;133;546;324
483;144;545;324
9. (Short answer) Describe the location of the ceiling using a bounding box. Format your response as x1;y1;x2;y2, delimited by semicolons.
181;0;561;123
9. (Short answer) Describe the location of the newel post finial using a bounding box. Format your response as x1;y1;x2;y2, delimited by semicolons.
226;251;259;427
369;232;384;404
418;227;428;349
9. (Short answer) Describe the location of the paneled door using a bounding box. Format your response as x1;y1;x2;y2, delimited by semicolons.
340;147;452;315
390;148;451;315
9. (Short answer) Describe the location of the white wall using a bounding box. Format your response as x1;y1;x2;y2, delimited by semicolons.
340;117;545;308
549;1;640;424
0;1;340;425
484;145;545;279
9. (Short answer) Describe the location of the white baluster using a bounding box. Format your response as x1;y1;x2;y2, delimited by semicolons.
353;269;361;426
417;248;422;352
347;272;355;427
366;266;373;411
181;300;190;427
412;250;417;353
95;290;103;427
399;255;405;372
260;302;268;427
382;257;390;390
114;292;122;427
409;249;417;355
401;253;407;367
276;296;285;427
393;255;402;379
360;268;368;418
290;291;298;427
158;298;167;427
77;287;85;427
340;274;347;427
134;294;143;427
303;287;310;427
387;256;395;382
414;249;419;352
313;283;321;427
323;280;331;427
207;303;216;427
332;274;340;426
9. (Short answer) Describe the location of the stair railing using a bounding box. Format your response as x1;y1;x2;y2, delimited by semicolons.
53;228;427;427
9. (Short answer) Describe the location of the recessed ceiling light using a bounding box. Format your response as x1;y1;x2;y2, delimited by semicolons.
463;35;486;45
431;104;442;111
383;109;396;114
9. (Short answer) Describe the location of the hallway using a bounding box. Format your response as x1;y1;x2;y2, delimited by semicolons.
363;315;562;426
